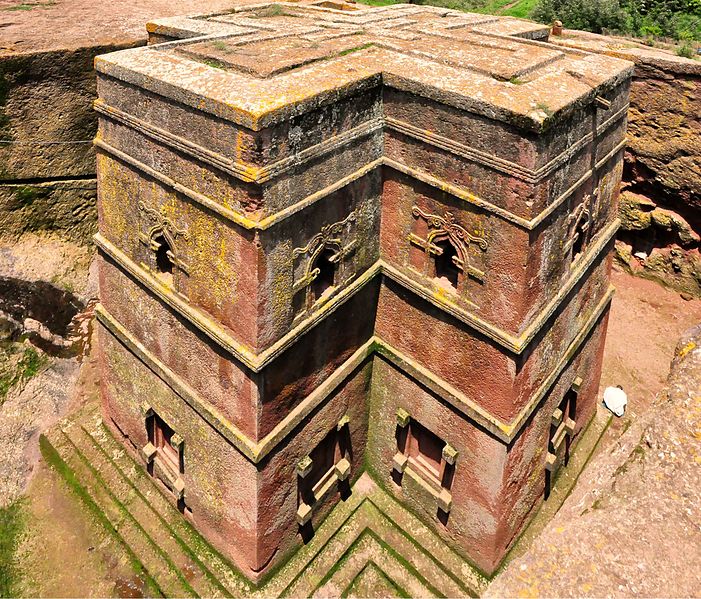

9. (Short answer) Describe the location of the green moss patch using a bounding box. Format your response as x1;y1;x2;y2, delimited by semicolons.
0;500;24;598
0;345;47;404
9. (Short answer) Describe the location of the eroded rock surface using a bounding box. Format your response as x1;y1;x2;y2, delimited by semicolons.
486;323;701;598
0;234;95;507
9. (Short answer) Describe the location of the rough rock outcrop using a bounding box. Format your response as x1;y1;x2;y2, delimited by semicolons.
551;31;701;296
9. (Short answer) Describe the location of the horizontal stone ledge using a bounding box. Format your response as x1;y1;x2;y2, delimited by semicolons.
95;217;618;369
96;97;627;190
95;115;626;232
95;282;613;462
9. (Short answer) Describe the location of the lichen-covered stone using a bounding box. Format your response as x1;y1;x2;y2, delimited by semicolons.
0;180;97;244
94;1;631;582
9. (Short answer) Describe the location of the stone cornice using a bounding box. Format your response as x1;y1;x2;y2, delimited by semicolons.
95;118;626;232
96;282;613;462
95;216;618;371
96;98;627;189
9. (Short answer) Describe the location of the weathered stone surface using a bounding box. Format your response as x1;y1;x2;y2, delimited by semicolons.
616;188;701;295
550;29;701;296
0;46;132;181
93;1;631;583
486;323;701;598
0;0;261;246
0;180;97;244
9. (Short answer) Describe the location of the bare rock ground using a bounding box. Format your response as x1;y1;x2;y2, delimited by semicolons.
0;356;80;507
487;306;701;597
0;233;96;507
0;0;261;54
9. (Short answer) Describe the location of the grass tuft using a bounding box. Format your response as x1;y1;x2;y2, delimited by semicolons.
0;346;47;404
0;501;24;598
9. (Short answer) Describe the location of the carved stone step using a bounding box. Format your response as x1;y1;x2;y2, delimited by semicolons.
65;419;222;598
76;405;253;598
43;421;197;598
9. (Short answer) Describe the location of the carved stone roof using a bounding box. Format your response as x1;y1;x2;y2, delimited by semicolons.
95;1;634;132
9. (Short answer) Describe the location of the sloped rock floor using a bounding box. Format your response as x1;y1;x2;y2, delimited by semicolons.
486;324;701;598
3;263;701;597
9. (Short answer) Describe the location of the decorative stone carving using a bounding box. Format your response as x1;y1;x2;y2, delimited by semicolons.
292;211;358;311
409;206;488;282
138;201;191;273
565;191;598;260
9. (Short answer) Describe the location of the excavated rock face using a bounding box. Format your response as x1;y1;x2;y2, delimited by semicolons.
550;30;701;296
616;187;701;295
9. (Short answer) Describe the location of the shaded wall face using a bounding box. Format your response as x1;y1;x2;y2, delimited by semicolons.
257;170;382;351
258;279;379;438
495;308;610;561
98;321;261;577
367;355;507;573
374;277;516;420
256;360;372;574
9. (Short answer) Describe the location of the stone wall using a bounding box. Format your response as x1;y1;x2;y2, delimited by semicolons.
551;31;701;296
0;0;246;246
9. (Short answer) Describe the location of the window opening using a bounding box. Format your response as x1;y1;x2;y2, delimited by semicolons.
311;247;336;302
150;413;179;474
154;234;174;283
407;420;444;483
434;239;460;289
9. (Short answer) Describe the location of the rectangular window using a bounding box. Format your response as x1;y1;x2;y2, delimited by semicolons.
300;428;341;502
151;414;179;474
407;420;444;484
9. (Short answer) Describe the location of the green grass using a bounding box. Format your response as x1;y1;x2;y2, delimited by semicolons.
498;0;538;18
3;1;55;10
357;0;538;19
0;501;24;598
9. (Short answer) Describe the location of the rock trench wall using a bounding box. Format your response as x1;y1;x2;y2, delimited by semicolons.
0;44;141;245
617;58;701;296
2;22;701;297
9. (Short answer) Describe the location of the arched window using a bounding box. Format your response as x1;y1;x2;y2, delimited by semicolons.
153;234;174;283
311;247;336;302
571;222;587;263
434;239;460;289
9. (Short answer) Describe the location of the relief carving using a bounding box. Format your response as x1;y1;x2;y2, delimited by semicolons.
292;212;358;313
138;202;190;274
409;206;488;282
565;190;598;261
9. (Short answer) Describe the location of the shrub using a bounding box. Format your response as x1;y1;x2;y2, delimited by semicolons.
532;0;629;33
532;0;701;40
